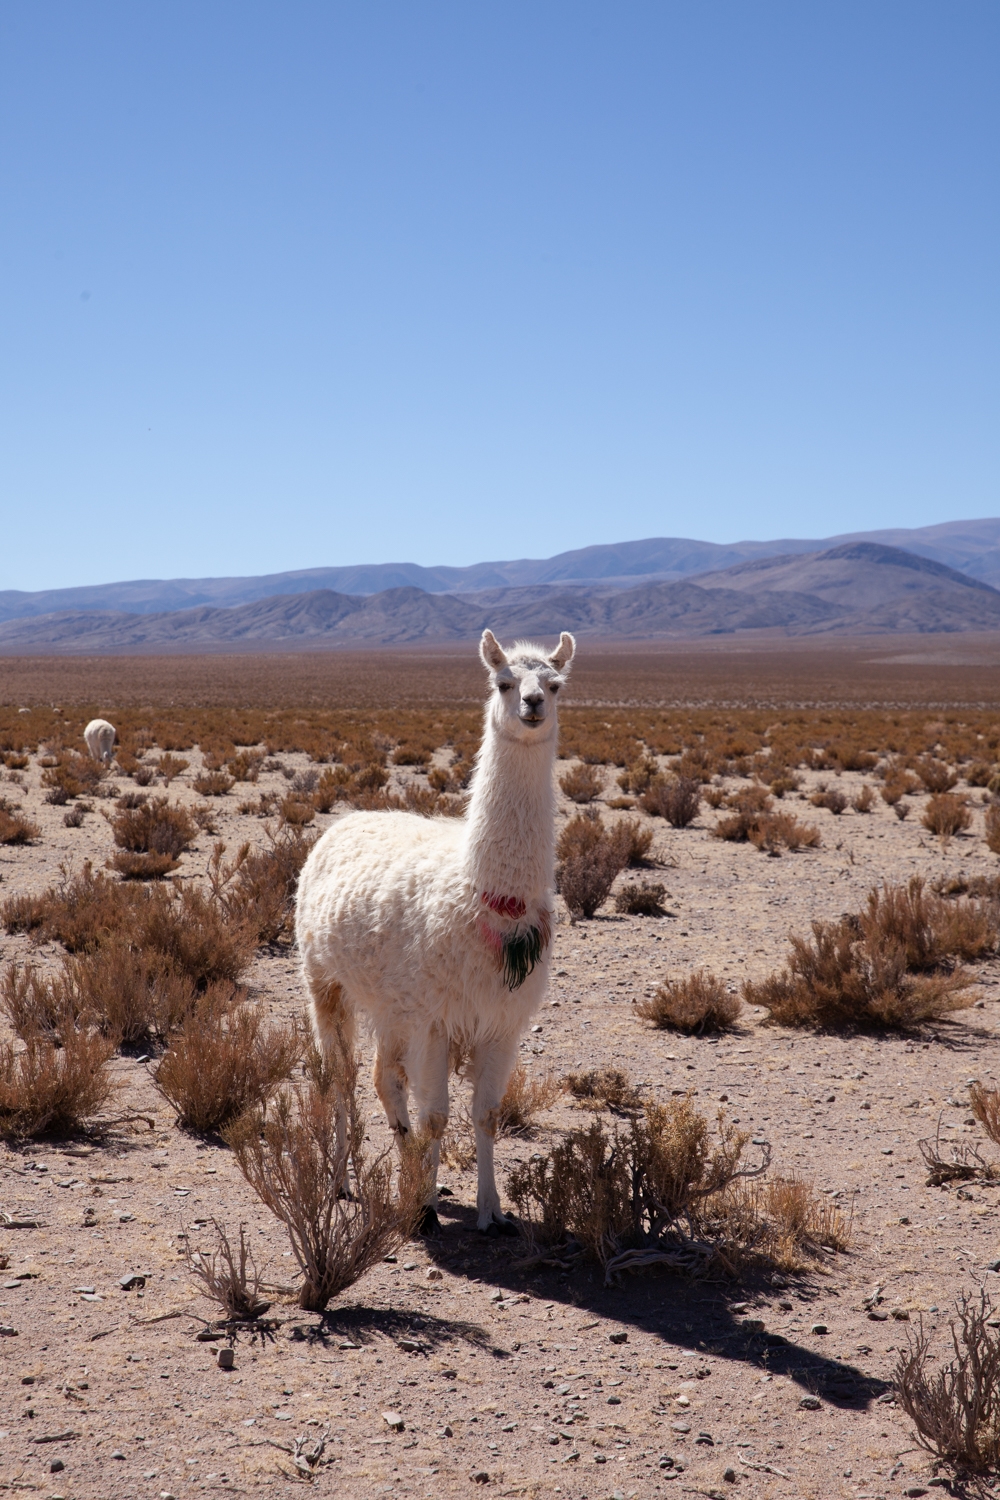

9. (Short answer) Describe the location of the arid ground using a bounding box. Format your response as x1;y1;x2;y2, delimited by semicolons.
4;638;1000;1500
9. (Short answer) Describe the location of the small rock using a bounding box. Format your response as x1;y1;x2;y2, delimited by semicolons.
21;1375;35;1385
741;1318;765;1333
811;1323;828;1335
471;1471;489;1484
724;1468;736;1483
72;1286;95;1295
891;1308;911;1321
111;1450;125;1459
49;1460;65;1474
217;1348;234;1370
609;1331;628;1344
799;1396;822;1410
384;1254;397;1263
439;1425;453;1437
382;1410;405;1431
694;1432;714;1445
671;1421;691;1433
868;1310;889;1322
606;1395;621;1405
426;1268;443;1280
547;1434;560;1445
904;1489;928;1498
119;1274;146;1291
778;1299;793;1311
594;1453;607;1463
80;1294;103;1303
398;1338;421;1353
0;1326;19;1337
402;1262;417;1271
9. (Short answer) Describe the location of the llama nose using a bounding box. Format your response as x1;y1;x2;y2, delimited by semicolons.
522;691;544;711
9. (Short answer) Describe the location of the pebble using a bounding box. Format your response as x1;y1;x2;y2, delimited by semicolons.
111;1449;125;1459
49;1460;65;1474
72;1286;95;1295
398;1338;421;1352
811;1323;829;1335
799;1396;822;1410
724;1468;736;1483
217;1349;235;1370
609;1330;628;1344
606;1395;621;1405
119;1274;146;1291
382;1411;405;1431
426;1268;443;1280
402;1262;417;1272
594;1453;607;1463
471;1471;489;1484
671;1421;691;1433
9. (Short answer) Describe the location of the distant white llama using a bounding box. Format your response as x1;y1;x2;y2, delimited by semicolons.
83;718;116;764
295;628;575;1234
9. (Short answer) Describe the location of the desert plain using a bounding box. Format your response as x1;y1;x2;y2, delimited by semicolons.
4;637;1000;1500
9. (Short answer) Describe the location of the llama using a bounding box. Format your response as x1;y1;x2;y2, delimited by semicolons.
83;718;116;764
295;628;575;1234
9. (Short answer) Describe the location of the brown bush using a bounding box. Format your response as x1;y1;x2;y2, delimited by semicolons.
109;797;197;874
193;771;234;797
768;773;802;798
922;793;972;842
136;884;255;992
153;1000;300;1133
157;754;189;783
984;804;1000;855
556;809;606;863
865;877;998;969
713;804;820;852
743;890;979;1032
280;793;316;827
639;776;701;827
557;839;627;919
969;1083;1000;1149
914;756;958;794
225;1041;421;1311
187;1219;269;1320
0;1025;117;1139
228;751;264;783
0;807;40;845
1;962;85;1041
895;1291;1000;1474
208;831;317;946
559;762;605;803
809;786;848;815
964;761;995;788
507;1094;774;1280
637;970;742;1034
67;942;207;1044
852;784;876;813
617;757;660;796
608;816;654;866
564;1067;644;1115
615;882;667;916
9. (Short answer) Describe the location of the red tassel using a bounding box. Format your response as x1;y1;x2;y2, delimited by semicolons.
481;891;526;919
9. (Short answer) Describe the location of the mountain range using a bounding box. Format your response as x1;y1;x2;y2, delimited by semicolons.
3;537;1000;651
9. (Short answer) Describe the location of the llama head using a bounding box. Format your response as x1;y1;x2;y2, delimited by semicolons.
480;630;575;743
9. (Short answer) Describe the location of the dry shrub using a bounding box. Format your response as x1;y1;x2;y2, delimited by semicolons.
63;806;85;828
638;970;742;1034
617;756;660;796
153;1000;301;1133
896;799;911;820
557;839;626;919
187;1220;269;1319
228;751;264;784
768;772;802;798
67;942;208;1044
0;806;40;844
157;754;189;783
559;763;604;803
556;809;605;863
881;767;920;805
609;816;654;866
713;801;820;853
743;878;988;1031
715;1174;851;1272
41;751;102;801
108;797;197;878
640;776;701;827
922;793;972;842
915;756;958;794
964;761;995;788
615;882;667;916
136;884;254;989
984;804;1000;856
225;1039;421;1311
969;1083;1000;1149
280;793;316;827
809;786;848;815
852;784;876;814
895;1291;1000;1475
507;1094;772;1280
0;1026;117;1139
564;1067;644;1115
495;1065;564;1137
193;771;234;797
919;1123;990;1186
1;962;85;1040
208;832;317;946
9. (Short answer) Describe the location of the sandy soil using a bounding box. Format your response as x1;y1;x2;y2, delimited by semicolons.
2;744;1000;1500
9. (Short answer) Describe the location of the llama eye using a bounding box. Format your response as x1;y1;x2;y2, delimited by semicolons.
497;682;512;693
549;683;560;693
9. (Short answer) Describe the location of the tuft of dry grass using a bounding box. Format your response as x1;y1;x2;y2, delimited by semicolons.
637;970;742;1034
0;1025;117;1139
225;1035;421;1311
0;804;40;845
559;762;604;803
207;831;316;946
615;882;667;916
895;1291;1000;1475
152;1000;301;1134
809;785;848;815
187;1219;269;1320
711;788;820;853
969;1083;1000;1149
852;784;876;813
1;962;84;1041
192;770;234;797
922;792;972;843
157;753;189;783
610;816;655;866
984;804;1000;855
564;1067;645;1115
914;756;958;794
640;776;701;827
495;1066;564;1137
743;877;989;1031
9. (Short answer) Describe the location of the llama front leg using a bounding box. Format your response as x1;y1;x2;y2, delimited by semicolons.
373;1043;412;1142
470;1034;519;1234
409;1023;450;1235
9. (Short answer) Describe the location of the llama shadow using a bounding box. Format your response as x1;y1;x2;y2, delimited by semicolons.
421;1197;889;1410
285;1306;499;1356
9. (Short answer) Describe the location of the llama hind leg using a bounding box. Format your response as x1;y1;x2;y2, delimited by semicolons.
470;1034;519;1235
408;1024;450;1235
373;1043;412;1140
303;970;355;1165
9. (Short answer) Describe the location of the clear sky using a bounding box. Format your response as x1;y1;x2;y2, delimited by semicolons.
1;2;997;591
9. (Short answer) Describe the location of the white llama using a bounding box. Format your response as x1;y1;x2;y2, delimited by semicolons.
295;628;575;1234
83;718;116;764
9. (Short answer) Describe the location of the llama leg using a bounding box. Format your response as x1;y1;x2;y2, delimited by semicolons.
408;1024;450;1235
470;1034;519;1234
373;1043;412;1140
302;968;355;1168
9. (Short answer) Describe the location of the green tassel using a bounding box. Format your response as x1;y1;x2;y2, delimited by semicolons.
501;924;545;991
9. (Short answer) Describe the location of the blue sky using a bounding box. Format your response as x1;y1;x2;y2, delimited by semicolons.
1;2;997;591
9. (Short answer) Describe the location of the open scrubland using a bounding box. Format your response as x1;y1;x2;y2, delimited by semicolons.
5;638;1000;1498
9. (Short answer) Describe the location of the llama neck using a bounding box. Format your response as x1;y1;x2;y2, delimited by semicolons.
462;720;557;904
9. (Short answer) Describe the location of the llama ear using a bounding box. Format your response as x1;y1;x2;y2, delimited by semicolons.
480;629;508;672
549;631;576;671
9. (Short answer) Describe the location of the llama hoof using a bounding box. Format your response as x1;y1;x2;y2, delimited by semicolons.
416;1205;441;1236
481;1213;517;1238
